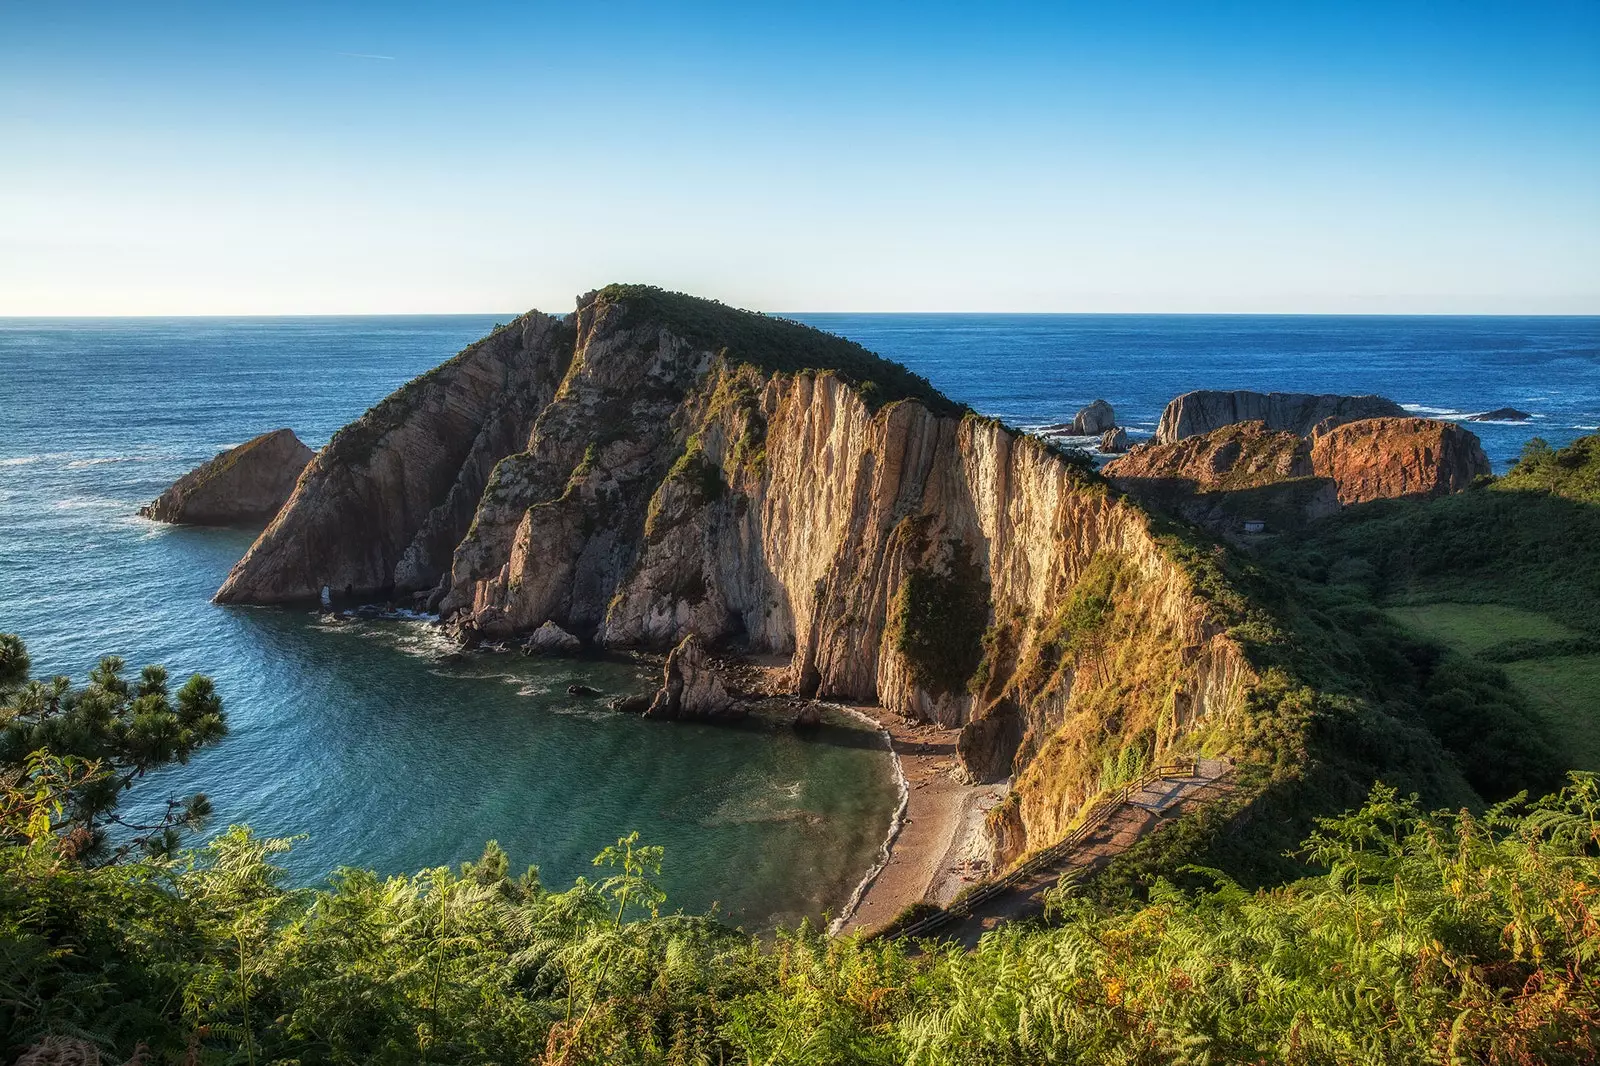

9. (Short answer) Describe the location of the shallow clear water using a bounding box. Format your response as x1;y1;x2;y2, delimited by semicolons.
2;312;1596;929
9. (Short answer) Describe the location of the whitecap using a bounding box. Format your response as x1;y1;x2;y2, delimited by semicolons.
0;456;41;466
1401;404;1462;416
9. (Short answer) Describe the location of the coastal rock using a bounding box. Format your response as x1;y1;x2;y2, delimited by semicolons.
214;314;575;604
1155;390;1406;444
217;285;1259;865
1309;417;1492;504
139;429;312;526
1105;421;1313;488
1098;427;1129;453
525;621;582;655
1071;399;1116;435
645;634;737;719
1467;407;1532;422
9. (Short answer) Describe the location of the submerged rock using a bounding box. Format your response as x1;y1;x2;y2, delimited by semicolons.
567;684;602;697
140;429;312;526
1155;390;1405;444
1070;399;1116;435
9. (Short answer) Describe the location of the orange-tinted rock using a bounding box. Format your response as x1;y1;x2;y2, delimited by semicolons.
1103;421;1312;489
1310;417;1491;504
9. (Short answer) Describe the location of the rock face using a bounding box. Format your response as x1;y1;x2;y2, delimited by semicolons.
645;634;736;719
1070;399;1116;436
525;621;582;655
140;429;313;526
1309;417;1491;504
217;285;1257;865
1099;427;1129;453
215;315;574;604
1155;390;1406;444
1105;416;1490;530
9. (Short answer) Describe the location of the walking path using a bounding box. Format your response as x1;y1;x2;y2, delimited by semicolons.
896;759;1231;947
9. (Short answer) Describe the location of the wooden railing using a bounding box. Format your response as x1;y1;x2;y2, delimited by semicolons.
886;759;1200;941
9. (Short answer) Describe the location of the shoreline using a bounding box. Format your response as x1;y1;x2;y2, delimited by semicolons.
831;705;997;936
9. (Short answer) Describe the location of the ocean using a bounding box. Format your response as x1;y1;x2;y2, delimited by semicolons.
2;312;1597;928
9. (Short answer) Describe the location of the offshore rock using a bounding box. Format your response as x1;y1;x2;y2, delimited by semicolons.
215;314;574;604
645;634;737;719
1098;427;1129;453
140;429;312;526
525;621;582;655
1310;417;1492;504
1155;390;1405;444
1071;399;1116;436
1466;407;1532;422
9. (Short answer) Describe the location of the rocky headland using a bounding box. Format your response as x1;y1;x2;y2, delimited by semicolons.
140;429;313;526
216;285;1256;871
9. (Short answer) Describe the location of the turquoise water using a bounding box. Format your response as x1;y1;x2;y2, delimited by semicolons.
0;316;897;932
2;313;1596;928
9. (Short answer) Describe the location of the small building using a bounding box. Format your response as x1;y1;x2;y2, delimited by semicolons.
1242;518;1267;535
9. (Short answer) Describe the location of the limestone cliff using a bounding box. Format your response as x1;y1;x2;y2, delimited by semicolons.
1155;390;1405;443
140;429;313;526
217;285;1260;868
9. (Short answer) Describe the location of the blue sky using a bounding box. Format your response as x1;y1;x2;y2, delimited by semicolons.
2;1;1597;313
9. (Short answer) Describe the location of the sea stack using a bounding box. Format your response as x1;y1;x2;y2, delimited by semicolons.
140;429;313;526
1154;390;1406;443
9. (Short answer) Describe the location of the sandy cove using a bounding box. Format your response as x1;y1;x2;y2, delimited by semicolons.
833;706;1008;936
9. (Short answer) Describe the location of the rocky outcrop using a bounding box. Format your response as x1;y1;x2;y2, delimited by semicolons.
1467;407;1531;422
524;621;582;655
215;315;574;604
1155;390;1405;444
1310;417;1491;504
218;285;1258;867
140;429;312;526
1071;399;1116;436
1106;422;1313;489
1099;427;1129;453
645;634;737;719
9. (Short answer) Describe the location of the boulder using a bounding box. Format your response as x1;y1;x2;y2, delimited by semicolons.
139;429;312;526
1099;427;1130;453
610;693;652;714
1155;390;1405;444
1070;399;1116;436
524;621;582;655
644;634;739;720
1466;407;1532;422
1309;417;1491;504
567;684;602;696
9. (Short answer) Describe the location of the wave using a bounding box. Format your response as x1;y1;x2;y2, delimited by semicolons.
1401;403;1464;417
65;455;173;468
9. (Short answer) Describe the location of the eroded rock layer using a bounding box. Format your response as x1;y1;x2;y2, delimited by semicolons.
1155;389;1406;443
141;429;313;526
1310;417;1491;504
218;286;1257;866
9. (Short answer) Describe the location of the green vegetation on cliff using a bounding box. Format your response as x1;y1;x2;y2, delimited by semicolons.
597;284;965;417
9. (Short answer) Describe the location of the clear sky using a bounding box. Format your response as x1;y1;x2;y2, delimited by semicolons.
2;1;1597;314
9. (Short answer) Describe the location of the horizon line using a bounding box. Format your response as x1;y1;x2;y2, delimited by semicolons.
4;309;1599;320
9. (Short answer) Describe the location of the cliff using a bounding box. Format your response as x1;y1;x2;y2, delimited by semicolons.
1105;416;1490;532
140;429;313;526
217;285;1257;867
1310;417;1491;504
215;315;574;603
1155;390;1405;443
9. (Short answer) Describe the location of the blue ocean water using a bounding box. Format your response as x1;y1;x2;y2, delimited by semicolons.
2;313;1597;927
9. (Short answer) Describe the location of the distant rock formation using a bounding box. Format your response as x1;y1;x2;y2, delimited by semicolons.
1071;399;1116;435
140;429;312;526
1099;427;1129;453
645;634;737;719
1310;417;1491;504
1155;390;1405;444
1106;415;1491;531
1466;407;1531;422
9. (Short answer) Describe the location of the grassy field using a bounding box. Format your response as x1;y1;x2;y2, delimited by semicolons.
1385;602;1577;656
1386;601;1600;772
1502;654;1600;771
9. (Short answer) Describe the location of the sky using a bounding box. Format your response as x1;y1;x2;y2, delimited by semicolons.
1;1;1597;315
